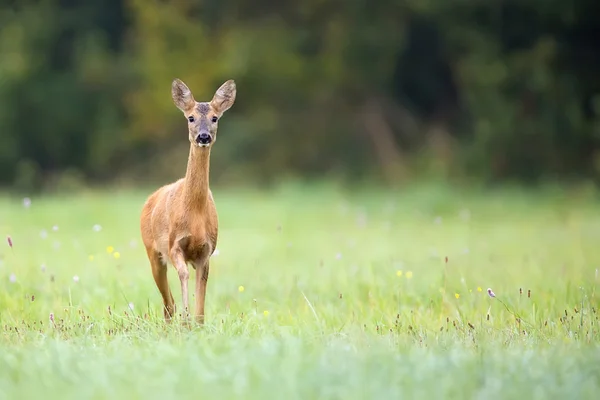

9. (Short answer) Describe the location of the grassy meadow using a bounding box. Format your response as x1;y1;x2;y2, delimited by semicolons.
0;182;599;399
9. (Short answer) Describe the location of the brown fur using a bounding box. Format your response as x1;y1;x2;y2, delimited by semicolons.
140;78;236;324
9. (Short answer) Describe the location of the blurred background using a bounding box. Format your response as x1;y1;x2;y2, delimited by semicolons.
1;0;599;193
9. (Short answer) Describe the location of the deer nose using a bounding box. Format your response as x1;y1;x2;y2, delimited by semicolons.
196;133;212;145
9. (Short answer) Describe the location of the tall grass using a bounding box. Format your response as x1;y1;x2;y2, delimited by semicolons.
1;182;599;399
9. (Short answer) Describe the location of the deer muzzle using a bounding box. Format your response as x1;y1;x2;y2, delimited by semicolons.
196;132;212;146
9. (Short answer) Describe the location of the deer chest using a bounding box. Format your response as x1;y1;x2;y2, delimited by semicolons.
178;230;216;263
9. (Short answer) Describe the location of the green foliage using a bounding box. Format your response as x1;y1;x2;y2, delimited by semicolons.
0;0;598;189
1;184;599;397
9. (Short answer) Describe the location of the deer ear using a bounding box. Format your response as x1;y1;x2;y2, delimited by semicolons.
172;79;195;112
211;80;236;114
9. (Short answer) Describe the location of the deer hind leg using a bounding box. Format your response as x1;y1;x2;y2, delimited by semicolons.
146;247;175;321
170;246;190;320
194;260;210;325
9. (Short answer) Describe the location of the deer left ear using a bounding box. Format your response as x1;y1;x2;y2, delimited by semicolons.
211;80;236;114
172;79;196;112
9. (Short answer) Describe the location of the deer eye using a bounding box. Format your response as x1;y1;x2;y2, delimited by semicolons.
211;116;218;123
187;116;195;123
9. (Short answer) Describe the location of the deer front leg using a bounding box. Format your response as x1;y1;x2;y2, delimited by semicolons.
170;246;190;319
194;260;209;325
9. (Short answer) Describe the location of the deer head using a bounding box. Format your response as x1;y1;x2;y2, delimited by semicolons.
171;79;237;148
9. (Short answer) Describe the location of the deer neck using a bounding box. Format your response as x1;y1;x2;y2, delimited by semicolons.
182;144;211;210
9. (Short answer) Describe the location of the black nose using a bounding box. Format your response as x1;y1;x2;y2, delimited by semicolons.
196;133;211;144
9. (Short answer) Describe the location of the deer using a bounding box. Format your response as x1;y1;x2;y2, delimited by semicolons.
140;78;236;324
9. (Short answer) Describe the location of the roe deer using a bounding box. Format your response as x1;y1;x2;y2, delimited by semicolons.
140;78;236;324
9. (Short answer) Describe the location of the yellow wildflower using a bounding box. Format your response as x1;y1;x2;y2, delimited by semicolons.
396;270;403;277
263;310;270;317
106;246;114;254
406;271;413;279
238;286;245;292
455;293;460;299
113;252;120;259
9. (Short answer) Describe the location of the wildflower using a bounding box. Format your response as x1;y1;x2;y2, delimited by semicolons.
406;271;413;279
459;209;471;221
238;286;245;293
7;236;12;249
356;212;367;228
477;287;482;292
396;270;403;277
128;303;134;311
73;275;79;283
455;293;460;299
106;246;114;254
23;197;31;208
113;252;120;259
9;273;16;283
263;310;269;317
487;288;496;298
88;255;94;261
49;313;55;324
92;224;102;232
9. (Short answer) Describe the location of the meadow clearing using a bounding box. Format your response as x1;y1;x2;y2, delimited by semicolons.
0;181;599;399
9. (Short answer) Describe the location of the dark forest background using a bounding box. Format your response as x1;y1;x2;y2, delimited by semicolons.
1;0;599;192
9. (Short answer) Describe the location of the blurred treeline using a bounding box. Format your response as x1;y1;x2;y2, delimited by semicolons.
1;0;599;191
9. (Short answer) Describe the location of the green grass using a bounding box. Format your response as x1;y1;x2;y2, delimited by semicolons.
1;182;599;399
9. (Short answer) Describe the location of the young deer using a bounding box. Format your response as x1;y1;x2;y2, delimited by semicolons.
140;78;236;324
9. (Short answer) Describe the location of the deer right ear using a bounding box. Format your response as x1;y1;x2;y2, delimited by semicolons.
171;79;196;112
211;80;237;114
